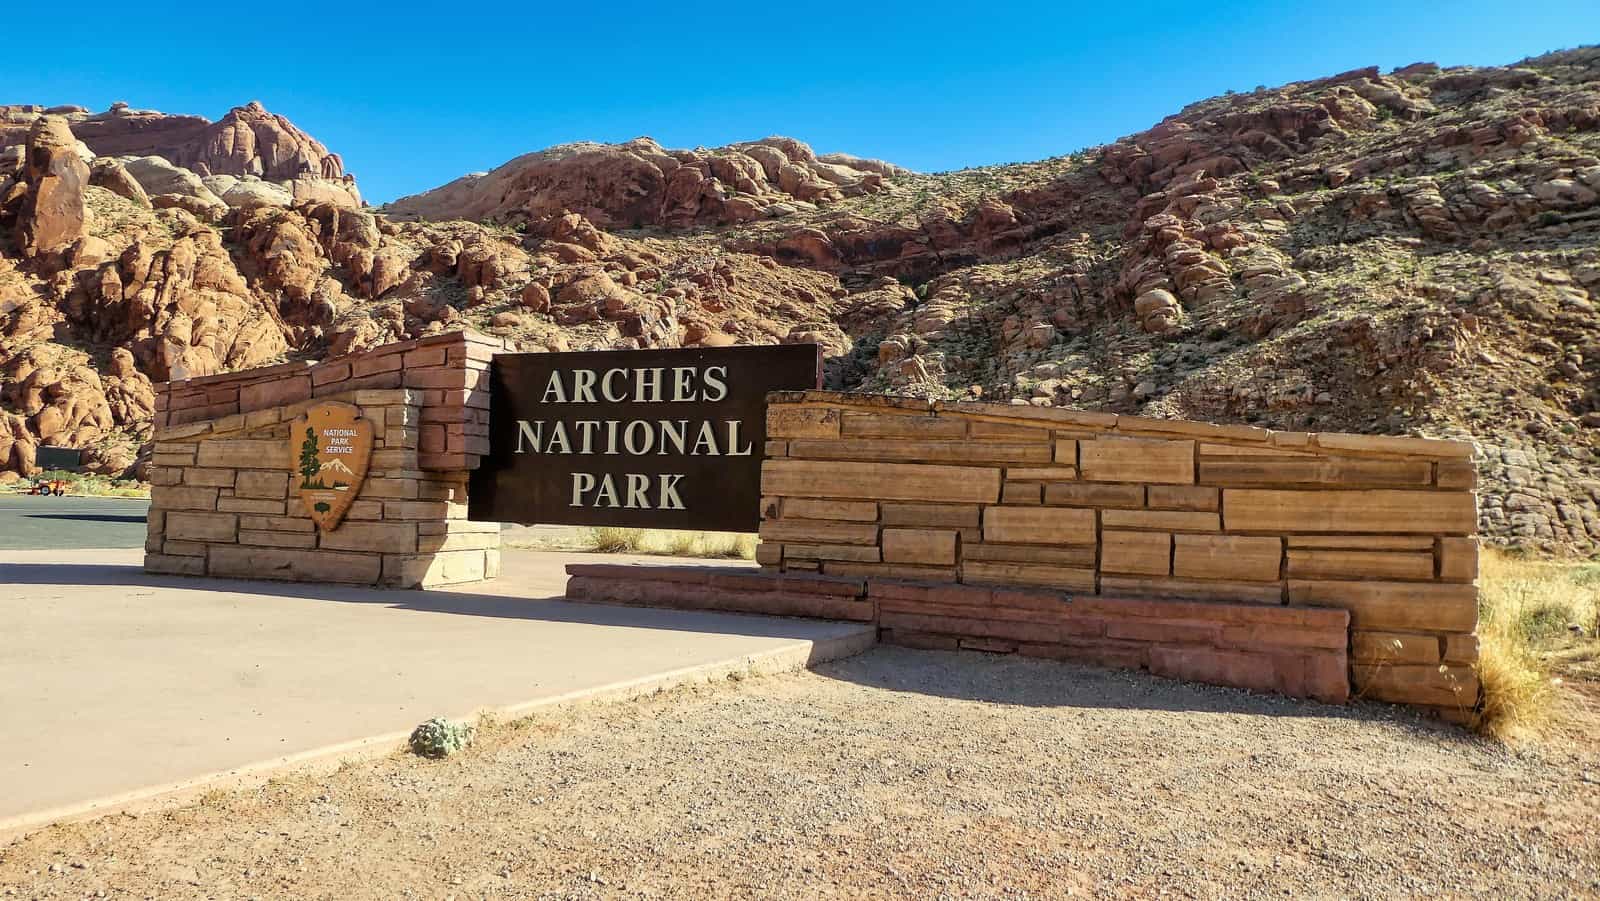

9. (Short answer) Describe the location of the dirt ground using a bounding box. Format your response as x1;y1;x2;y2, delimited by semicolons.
3;647;1597;900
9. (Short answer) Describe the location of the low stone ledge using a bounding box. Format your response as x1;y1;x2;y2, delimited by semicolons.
561;567;1352;704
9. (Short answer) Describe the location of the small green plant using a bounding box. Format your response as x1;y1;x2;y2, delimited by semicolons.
408;717;475;758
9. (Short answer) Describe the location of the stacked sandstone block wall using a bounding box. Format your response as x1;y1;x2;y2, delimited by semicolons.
153;330;509;472
758;391;1481;716
144;331;506;588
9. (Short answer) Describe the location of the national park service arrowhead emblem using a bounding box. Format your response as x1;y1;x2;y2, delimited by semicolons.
289;401;374;532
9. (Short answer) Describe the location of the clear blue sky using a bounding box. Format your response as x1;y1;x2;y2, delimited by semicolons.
9;1;1590;203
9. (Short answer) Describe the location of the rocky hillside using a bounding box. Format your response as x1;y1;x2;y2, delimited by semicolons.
3;48;1600;554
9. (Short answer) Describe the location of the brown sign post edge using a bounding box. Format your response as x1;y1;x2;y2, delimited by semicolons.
468;344;821;531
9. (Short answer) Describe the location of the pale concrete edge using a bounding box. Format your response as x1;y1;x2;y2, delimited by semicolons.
0;625;876;846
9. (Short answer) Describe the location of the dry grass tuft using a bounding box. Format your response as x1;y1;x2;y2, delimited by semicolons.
580;527;757;560
584;527;646;553
1471;548;1600;741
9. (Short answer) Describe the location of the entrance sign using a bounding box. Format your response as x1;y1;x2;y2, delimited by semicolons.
470;344;820;530
289;401;374;532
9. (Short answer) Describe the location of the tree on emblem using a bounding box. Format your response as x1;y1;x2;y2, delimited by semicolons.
299;426;323;489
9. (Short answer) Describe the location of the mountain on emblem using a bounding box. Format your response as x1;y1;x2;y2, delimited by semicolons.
288;401;374;531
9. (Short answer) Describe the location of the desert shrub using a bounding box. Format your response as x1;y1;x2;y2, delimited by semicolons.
1469;549;1598;741
585;527;645;553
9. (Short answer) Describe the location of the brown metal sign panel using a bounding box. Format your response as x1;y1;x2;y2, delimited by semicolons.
469;344;821;531
289;401;375;532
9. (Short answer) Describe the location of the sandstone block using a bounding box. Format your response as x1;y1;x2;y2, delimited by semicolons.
1313;433;1473;459
767;406;840;439
784;499;878;522
383;501;456;521
209;545;382;584
823;561;954;581
763;460;1001;504
1442;633;1479;664
1350;630;1441;664
962;420;1046;440
1199;458;1432;488
1287;535;1435;550
360;477;421;500
1099;575;1283;605
151;485;219;511
1223;489;1476;534
1001;482;1042;505
164;511;238;542
840;412;964;438
883;630;961;650
1053;439;1077;464
1435;460;1476;489
1147;485;1219;511
1005;466;1079;481
961;543;1097;567
1170;534;1282;581
883;529;957;565
319;521;419;554
781;543;881;562
234;470;289;500
1287;580;1477;631
1080;437;1194;484
1101;530;1171;576
382;550;486;587
786;438;1049;465
217;497;287;515
239;375;311;412
196;439;285;469
239;515;315;532
755;542;782;566
962;560;1095;591
239;529;318;549
881;503;980;529
1352;663;1478;708
145;554;205;576
161;540;208;557
1044;482;1144;508
1286;549;1433;581
1102;510;1220;532
982;506;1095;545
1438;537;1478;583
184;468;237;488
759;518;880;545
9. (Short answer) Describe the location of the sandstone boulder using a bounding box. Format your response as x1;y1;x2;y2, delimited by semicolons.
16;116;89;256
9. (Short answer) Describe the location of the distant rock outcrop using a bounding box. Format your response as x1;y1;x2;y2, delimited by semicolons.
384;136;906;228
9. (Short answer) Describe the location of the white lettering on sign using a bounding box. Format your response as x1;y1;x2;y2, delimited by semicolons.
569;472;686;509
524;363;751;509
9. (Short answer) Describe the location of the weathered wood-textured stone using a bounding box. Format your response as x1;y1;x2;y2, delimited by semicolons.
1223;489;1476;534
982;507;1096;545
1080;438;1194;484
763;460;1001;504
1172;534;1282;581
882;529;958;565
1101;531;1171;576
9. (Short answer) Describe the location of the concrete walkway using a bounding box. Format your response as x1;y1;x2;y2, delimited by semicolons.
0;548;874;836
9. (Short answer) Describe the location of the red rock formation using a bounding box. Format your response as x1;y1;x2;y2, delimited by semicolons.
385;136;902;228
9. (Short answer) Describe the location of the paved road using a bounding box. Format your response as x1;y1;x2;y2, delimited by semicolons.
0;547;874;835
0;495;148;550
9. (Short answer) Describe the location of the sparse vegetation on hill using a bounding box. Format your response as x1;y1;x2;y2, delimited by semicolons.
3;48;1600;556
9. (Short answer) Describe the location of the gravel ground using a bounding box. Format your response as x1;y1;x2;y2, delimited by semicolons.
2;647;1597;900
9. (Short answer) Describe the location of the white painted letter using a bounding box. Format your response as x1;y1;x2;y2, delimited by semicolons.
515;420;543;453
702;366;728;401
601;368;629;403
570;472;595;506
541;371;567;404
572;369;598;403
658;474;686;509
